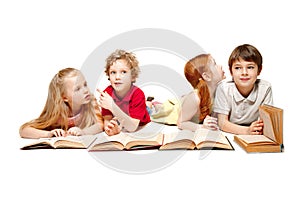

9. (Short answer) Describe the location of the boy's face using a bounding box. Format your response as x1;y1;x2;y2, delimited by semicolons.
231;58;260;96
108;59;134;98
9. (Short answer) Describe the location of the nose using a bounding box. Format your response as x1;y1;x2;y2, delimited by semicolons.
242;67;248;75
115;72;121;79
83;86;89;94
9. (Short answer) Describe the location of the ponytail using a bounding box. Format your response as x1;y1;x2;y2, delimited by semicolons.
196;79;211;122
184;54;212;122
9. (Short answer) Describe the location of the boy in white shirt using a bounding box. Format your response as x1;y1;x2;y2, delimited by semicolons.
213;44;273;135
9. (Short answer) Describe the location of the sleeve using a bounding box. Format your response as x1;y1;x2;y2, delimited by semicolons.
213;82;231;115
262;83;273;106
129;88;151;125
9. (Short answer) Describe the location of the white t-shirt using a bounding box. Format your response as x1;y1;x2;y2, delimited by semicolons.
213;79;273;125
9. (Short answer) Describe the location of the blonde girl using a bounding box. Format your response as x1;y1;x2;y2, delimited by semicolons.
20;68;103;138
177;54;226;132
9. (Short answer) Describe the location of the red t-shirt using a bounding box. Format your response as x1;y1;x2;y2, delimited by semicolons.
101;85;151;126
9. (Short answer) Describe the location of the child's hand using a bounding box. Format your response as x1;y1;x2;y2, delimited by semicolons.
49;129;66;137
249;120;264;135
67;127;84;136
98;90;114;111
104;118;122;136
203;115;219;131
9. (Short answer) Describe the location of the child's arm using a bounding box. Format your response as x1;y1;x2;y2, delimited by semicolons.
103;117;122;136
99;91;140;132
218;113;263;135
177;92;218;131
67;122;103;136
177;92;202;131
109;103;140;132
19;126;65;138
82;118;104;135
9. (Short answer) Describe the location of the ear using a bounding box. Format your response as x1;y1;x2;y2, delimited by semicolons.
257;65;263;76
131;75;136;83
63;96;69;102
202;72;211;82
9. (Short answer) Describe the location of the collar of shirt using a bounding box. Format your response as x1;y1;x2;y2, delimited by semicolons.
111;85;137;103
233;82;258;103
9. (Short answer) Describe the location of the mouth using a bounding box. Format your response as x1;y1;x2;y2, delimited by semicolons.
85;94;91;100
114;82;122;87
240;78;250;82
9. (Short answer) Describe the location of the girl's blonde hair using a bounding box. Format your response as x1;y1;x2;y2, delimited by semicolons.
184;54;211;122
20;68;102;131
105;49;140;82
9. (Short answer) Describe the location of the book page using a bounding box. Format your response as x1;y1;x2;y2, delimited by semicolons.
259;108;276;141
236;135;275;145
93;132;128;146
124;132;164;149
160;129;196;149
47;135;96;148
268;106;283;144
194;129;228;145
21;138;53;149
162;129;195;145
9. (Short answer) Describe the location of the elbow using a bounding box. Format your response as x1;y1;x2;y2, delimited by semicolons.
125;119;140;132
177;120;183;130
177;122;182;130
126;125;139;133
19;127;27;138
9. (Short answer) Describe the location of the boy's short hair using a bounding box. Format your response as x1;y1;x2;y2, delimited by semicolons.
228;44;263;74
105;49;140;81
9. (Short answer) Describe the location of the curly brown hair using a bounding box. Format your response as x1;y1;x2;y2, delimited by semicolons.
105;49;140;82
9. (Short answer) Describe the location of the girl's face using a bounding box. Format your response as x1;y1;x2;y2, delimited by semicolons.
231;58;260;96
63;73;91;110
109;59;134;98
207;56;226;84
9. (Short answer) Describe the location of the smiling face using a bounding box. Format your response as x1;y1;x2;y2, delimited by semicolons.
108;59;134;98
231;58;260;97
63;72;91;113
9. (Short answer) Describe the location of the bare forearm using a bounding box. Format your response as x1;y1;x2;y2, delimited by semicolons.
19;126;50;139
177;120;203;132
82;122;103;135
219;120;249;135
111;103;139;132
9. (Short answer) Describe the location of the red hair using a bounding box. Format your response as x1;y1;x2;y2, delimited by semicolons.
184;54;211;122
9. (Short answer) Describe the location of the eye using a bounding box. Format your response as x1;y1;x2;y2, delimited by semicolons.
247;66;255;70
234;66;241;70
121;70;127;74
75;86;80;92
110;71;116;75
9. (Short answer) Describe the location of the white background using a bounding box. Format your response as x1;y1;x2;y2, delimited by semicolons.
1;0;299;199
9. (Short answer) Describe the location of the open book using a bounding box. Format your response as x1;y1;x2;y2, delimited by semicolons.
20;123;233;151
88;122;167;151
88;132;164;151
21;135;97;150
234;105;283;153
159;129;234;150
